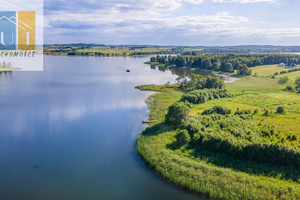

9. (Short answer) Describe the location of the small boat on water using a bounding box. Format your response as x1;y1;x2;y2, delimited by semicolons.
126;69;130;72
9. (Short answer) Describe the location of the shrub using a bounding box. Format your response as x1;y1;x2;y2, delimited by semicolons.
202;106;231;115
181;89;233;104
235;109;251;115
295;77;300;89
176;129;191;146
278;76;289;84
276;106;285;114
285;85;295;92
165;102;191;127
287;134;297;141
263;109;270;116
253;109;258;114
205;75;225;89
181;114;300;168
237;64;252;76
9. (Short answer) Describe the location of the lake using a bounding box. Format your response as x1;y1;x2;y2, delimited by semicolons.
0;56;205;200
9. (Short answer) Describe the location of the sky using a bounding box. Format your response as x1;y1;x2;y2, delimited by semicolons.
42;0;300;45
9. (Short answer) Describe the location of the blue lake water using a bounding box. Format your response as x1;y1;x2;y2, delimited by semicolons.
0;56;205;200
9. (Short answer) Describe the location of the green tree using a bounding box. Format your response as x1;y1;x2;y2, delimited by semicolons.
276;106;285;114
237;64;252;76
205;76;225;89
185;74;206;90
204;59;213;70
165;102;191;126
176;129;191;146
223;62;233;72
174;57;187;67
212;60;221;70
150;57;156;62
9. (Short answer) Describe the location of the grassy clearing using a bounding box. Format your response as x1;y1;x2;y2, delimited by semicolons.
250;64;300;81
278;70;300;81
226;76;283;94
250;65;298;77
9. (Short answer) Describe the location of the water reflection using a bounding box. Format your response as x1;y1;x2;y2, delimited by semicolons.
149;64;212;77
0;56;205;200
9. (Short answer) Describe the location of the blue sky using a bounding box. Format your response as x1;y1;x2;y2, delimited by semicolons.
43;0;300;45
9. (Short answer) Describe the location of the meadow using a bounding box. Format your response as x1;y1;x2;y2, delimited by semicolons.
136;64;300;200
44;45;178;56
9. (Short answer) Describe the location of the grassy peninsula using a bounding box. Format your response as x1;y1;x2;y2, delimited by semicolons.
136;55;300;200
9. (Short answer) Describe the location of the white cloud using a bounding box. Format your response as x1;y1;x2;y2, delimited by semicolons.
183;0;204;4
43;0;299;45
0;0;43;14
212;0;275;3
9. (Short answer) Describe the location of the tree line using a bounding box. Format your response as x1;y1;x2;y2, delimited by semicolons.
150;54;300;75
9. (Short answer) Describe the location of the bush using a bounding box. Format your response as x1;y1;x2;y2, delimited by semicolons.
287;134;297;141
276;106;285;114
165;102;191;127
181;89;233;104
235;109;251;115
181;114;300;168
295;77;300;89
285;85;295;92
205;76;225;89
263;109;270;116
202;106;231;115
237;64;252;76
278;76;289;84
176;129;191;146
253;109;258;114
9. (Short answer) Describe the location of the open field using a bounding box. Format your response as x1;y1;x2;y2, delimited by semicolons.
251;65;299;76
44;45;178;56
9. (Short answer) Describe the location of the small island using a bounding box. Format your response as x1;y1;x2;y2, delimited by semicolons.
136;53;300;200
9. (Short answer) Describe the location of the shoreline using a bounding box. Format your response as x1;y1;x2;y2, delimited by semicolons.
135;70;300;199
0;68;21;72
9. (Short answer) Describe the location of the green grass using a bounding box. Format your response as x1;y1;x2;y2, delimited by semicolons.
136;84;183;122
136;64;300;199
226;76;283;94
250;64;300;81
192;79;300;146
250;65;297;77
277;70;300;81
137;124;300;200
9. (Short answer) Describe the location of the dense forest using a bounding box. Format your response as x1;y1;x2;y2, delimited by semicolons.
150;53;300;75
